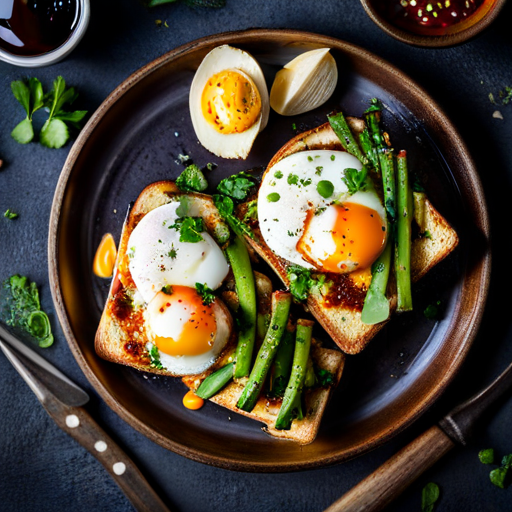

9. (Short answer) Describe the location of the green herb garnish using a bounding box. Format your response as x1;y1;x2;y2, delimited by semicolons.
148;344;164;370
217;171;257;200
267;192;280;202
2;275;53;347
316;180;334;199
421;482;440;512
243;200;257;222
10;78;44;144
342;166;368;195
424;300;441;320
195;283;216;305
176;164;208;192
315;367;334;387
4;209;18;220
479;449;495;465
286;265;316;302
287;173;299;185
40;76;88;149
169;217;205;243
161;285;173;295
213;194;254;239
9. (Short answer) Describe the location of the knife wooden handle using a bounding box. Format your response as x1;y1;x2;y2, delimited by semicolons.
42;397;171;512
324;426;455;512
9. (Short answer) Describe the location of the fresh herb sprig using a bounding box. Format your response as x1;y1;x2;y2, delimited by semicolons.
176;164;208;192
2;275;53;348
286;265;328;302
169;216;205;243
10;76;87;148
217;171;257;201
148;343;164;370
195;282;216;305
342;166;368;195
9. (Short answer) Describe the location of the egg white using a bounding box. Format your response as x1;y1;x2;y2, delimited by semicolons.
189;45;270;159
128;200;229;304
257;150;387;269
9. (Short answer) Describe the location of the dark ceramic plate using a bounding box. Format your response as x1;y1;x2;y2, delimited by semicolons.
48;29;490;472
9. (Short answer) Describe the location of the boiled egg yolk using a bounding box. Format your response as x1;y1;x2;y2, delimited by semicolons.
93;233;117;278
147;286;217;357
298;202;386;273
201;70;261;134
183;390;204;410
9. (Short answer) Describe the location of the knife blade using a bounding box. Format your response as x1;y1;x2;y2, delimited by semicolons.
0;331;171;512
324;359;512;512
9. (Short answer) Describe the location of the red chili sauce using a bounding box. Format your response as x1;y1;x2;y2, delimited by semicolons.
373;0;486;35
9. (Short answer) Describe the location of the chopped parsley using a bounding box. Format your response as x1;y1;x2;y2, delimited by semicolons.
169;216;205;243
342;166;368;195
195;282;216;305
168;245;178;259
267;192;280;202
2;275;53;347
315;166;323;175
307;155;313;162
243;200;257;222
274;170;283;179
4;209;18;220
299;178;312;187
315;367;334;387
161;284;173;295
286;265;315;301
317;180;334;199
330;154;335;161
148;344;164;370
175;163;208;192
217;170;257;200
287;173;299;185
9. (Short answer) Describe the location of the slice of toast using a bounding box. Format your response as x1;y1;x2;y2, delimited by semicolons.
95;181;237;376
238;120;459;355
183;270;345;445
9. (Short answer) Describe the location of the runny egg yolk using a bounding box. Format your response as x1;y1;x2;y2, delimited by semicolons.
150;286;217;357
201;69;261;134
183;390;204;410
298;202;386;273
93;233;117;278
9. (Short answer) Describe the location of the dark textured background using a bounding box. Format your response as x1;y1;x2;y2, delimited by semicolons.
0;1;511;511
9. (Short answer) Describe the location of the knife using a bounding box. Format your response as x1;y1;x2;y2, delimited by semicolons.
324;358;512;512
0;324;172;512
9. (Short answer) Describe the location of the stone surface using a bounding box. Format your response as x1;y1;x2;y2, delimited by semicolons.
0;0;511;511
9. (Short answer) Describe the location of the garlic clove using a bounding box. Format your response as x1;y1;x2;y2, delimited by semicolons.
270;48;338;116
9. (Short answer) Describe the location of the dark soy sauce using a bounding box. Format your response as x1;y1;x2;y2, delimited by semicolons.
0;0;80;57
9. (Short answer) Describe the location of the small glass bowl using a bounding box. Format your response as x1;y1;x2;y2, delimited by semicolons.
0;0;90;67
359;0;507;47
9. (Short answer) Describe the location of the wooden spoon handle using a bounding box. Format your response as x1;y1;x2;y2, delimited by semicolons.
43;398;171;512
324;426;455;512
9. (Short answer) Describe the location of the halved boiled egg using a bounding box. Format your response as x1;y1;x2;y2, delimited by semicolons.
189;45;270;159
145;286;232;375
257;149;387;274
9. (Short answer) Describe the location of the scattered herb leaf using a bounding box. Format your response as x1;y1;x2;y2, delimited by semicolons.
169;217;205;243
286;265;316;302
195;282;216;305
243;200;258;222
4;209;18;220
217;171;256;200
148;344;164;370
421;482;440;512
213;194;254;239
176;163;208;192
479;449;495;465
490;467;508;489
342;166;368;195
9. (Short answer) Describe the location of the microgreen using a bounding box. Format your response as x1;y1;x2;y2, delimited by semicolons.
195;282;216;306
342;166;368;195
176;164;208;192
217;171;257;200
169;217;205;243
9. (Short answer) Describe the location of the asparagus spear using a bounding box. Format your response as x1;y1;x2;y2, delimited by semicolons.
358;127;380;172
361;235;393;325
395;150;413;312
225;235;257;379
275;319;314;430
380;149;397;223
195;363;234;399
237;291;292;412
268;325;295;398
327;111;367;164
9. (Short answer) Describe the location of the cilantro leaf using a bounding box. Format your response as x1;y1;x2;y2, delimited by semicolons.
217;171;256;200
176;163;208;192
11;118;34;144
195;282;216;305
11;80;31;116
40;118;69;149
342;166;368;194
169;217;205;243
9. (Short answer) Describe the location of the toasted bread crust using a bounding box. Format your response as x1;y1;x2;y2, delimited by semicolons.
239;121;459;354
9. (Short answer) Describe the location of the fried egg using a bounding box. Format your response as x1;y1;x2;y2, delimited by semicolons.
145;286;232;375
258;150;387;274
189;45;270;159
127;200;229;304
